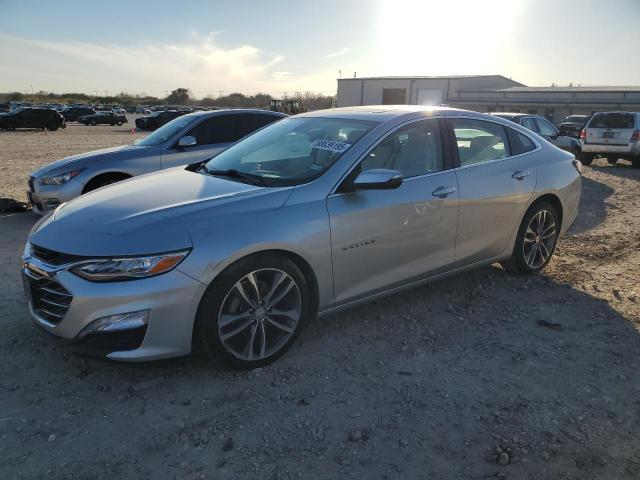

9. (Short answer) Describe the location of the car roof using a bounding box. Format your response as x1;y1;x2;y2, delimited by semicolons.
297;105;477;122
179;108;288;120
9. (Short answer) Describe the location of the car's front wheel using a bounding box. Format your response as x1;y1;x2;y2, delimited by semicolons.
196;254;310;369
501;202;559;274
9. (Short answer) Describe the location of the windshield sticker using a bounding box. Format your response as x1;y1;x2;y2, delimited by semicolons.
311;139;351;153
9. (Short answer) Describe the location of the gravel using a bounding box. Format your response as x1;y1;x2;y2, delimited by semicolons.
0;125;639;478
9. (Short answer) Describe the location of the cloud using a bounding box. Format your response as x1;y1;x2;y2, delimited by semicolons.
323;47;350;60
0;33;325;96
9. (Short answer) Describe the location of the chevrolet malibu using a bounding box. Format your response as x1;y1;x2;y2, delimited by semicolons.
22;106;582;369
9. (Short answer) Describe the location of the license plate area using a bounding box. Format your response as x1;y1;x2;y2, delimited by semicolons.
602;131;615;139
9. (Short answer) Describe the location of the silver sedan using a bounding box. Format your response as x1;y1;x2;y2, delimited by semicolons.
22;106;582;369
27;109;286;214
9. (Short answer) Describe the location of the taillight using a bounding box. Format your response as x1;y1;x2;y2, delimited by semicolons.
630;130;639;143
579;129;586;141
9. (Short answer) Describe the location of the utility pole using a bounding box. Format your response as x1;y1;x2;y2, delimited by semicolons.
218;90;223;98
104;89;108;98
339;70;342;79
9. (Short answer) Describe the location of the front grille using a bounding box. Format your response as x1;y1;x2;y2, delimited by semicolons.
28;176;35;192
24;269;73;325
31;243;87;266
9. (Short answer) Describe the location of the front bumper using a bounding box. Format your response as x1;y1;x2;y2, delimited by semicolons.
23;256;207;361
28;177;84;215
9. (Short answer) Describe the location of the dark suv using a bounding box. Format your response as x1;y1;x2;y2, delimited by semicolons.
0;107;66;131
557;115;590;139
136;110;185;131
62;106;96;122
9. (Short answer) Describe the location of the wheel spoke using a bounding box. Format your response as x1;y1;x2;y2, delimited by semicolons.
246;272;261;304
263;272;286;305
539;241;550;261
220;312;251;328
541;222;556;239
246;323;258;360
270;307;300;322
259;322;267;358
524;244;536;265
524;226;537;243
234;282;257;309
265;316;295;333
221;317;254;340
267;278;294;308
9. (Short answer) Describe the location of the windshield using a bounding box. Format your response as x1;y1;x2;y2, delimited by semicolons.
203;117;377;187
134;115;196;146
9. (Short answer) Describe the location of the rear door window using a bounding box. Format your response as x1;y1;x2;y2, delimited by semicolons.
507;128;536;155
234;114;281;139
188;115;237;145
450;118;509;166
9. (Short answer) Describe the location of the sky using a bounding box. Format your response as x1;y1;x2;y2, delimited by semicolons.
0;0;639;98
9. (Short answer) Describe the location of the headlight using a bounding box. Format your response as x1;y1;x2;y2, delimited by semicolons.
39;169;84;186
71;250;190;282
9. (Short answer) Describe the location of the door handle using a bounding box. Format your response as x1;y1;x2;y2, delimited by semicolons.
512;170;531;180
431;186;457;198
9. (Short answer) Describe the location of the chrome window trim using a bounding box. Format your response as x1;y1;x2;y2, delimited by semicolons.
328;116;448;196
447;114;542;171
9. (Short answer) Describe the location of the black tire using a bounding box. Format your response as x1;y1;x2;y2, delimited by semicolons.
48;123;58;131
501;202;559;275
579;153;594;165
195;253;311;369
606;156;618;165
116;121;123;126
110;122;115;126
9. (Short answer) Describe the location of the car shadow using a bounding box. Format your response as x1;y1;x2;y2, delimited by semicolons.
565;175;614;235
588;159;640;181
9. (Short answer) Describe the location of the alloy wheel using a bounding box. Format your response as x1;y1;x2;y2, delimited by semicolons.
218;268;301;361
523;209;557;269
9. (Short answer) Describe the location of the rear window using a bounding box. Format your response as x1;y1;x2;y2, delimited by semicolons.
589;113;635;129
507;128;536;155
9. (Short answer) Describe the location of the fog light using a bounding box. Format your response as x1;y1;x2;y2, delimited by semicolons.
42;199;61;210
78;310;149;338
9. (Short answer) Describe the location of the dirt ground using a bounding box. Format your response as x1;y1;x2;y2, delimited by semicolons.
1;118;146;204
0;124;639;479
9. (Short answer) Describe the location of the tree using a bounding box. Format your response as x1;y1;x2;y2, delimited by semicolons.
166;88;190;105
9;92;24;101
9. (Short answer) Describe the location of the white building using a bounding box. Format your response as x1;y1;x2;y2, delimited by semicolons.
336;75;640;123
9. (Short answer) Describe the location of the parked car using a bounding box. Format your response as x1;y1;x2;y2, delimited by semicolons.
136;106;151;114
27;109;286;213
490;113;581;156
557;114;590;139
78;111;128;126
62;106;96;122
0;107;66;131
112;107;126;115
579;111;640;166
22;106;581;368
135;110;184;131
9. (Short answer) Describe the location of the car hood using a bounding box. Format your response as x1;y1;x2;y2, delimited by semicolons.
30;168;293;256
31;144;156;178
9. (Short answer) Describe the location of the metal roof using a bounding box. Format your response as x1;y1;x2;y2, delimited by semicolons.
337;74;523;84
497;86;640;93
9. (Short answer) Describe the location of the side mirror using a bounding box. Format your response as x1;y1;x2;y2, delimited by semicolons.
349;169;403;191
177;136;197;148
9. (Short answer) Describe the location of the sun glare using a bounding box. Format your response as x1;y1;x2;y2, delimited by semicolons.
376;0;522;76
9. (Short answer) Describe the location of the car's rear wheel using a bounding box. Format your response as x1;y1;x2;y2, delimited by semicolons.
501;202;559;275
48;123;58;131
90;121;97;126
116;121;123;126
578;153;594;165
196;254;310;369
606;156;618;165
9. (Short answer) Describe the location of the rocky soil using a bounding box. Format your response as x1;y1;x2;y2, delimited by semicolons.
0;126;639;479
